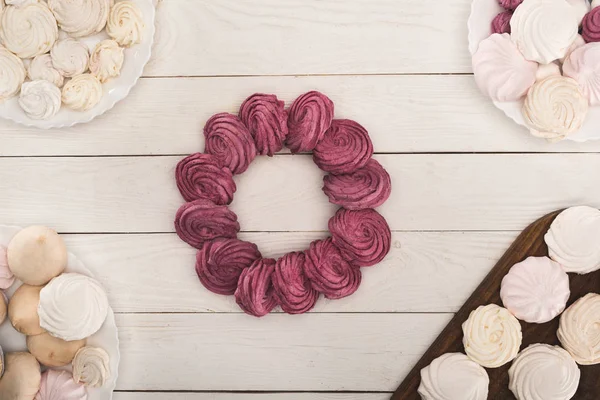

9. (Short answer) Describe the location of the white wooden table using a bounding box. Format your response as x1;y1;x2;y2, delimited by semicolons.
1;1;599;399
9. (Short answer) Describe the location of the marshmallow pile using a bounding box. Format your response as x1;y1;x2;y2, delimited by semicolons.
472;0;600;141
174;91;393;317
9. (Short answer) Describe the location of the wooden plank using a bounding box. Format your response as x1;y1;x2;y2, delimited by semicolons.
2;76;600;156
113;394;390;400
62;231;513;313
146;0;471;77
114;313;450;391
0;154;599;232
394;211;600;399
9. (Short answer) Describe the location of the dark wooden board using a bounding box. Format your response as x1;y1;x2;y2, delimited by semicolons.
392;210;600;400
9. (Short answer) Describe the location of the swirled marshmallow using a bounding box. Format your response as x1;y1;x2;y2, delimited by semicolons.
313;119;373;174
582;7;600;43
286;91;334;153
462;304;522;368
175;152;236;204
19;80;61;120
239;93;288;156
89;39;123;83
38;272;109;341
61;73;102;111
28;54;64;87
35;369;87;400
272;252;319;314
106;1;144;47
48;0;112;37
0;246;15;290
508;344;580;400
72;346;110;387
418;353;489;400
472;34;538;102
50;38;89;78
563;43;600;105
545;206;600;274
234;258;278;317
204;113;257;174
510;0;579;64
522;76;588;141
491;11;512;34
174;199;240;249
0;47;25;101
558;293;600;365
0;3;58;58
501;257;570;324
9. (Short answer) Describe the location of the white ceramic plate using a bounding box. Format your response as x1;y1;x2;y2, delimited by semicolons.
468;0;599;142
0;225;120;400
0;0;156;129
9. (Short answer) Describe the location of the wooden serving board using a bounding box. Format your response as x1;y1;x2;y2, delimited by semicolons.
392;210;600;400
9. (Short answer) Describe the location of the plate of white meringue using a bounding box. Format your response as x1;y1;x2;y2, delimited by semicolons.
468;0;600;142
0;225;119;400
0;0;155;129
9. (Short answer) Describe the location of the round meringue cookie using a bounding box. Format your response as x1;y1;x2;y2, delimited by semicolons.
558;293;600;365
234;258;278;317
0;46;25;101
545;206;600;274
582;7;600;43
462;304;522;368
106;0;144;47
72;346;110;388
175;152;236;204
38;272;109;341
8;284;46;335
286;91;334;153
28;54;64;88
50;38;89;78
522;76;588;141
35;369;87;400
0;3;58;59
472;34;538;102
239;93;288;156
508;344;580;400
48;0;111;37
62;74;102;111
418;353;489;400
272;252;319;314
174;199;240;249
510;0;579;64
501;257;570;324
563;43;600;105
0;246;15;290
19;80;61;120
89;39;124;83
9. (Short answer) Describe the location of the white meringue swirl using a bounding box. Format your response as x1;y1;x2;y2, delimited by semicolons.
28;54;64;87
106;1;144;47
472;33;538;102
558;293;600;365
0;245;14;290
563;43;600;106
48;0;113;37
0;3;58;59
462;304;522;368
508;344;580;400
38;272;109;341
73;346;110;388
0;47;25;101
500;256;570;324
510;0;579;64
61;73;102;111
50;38;89;78
19;80;62;120
418;353;489;400
89;39;123;82
522;76;588;141
545;206;600;274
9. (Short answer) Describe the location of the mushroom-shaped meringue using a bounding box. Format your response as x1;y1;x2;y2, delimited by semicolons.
0;47;25;102
89;39;123;83
50;38;89;78
0;352;42;400
72;346;110;388
522;76;589;141
563;43;600;105
19;80;62;120
48;0;111;37
8;284;46;335
558;293;600;365
0;3;58;58
0;291;6;325
62;74;102;111
0;245;15;290
106;0;144;47
472;33;538;102
28;55;64;88
35;369;87;400
27;333;86;367
38;273;109;341
7;226;67;286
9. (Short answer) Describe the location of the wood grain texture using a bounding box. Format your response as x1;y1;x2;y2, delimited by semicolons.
394;211;600;399
114;313;450;391
61;231;512;313
114;394;390;400
3;76;600;156
0;154;599;232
